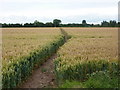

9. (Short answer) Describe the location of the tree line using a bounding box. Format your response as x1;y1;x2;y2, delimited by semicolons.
1;19;119;27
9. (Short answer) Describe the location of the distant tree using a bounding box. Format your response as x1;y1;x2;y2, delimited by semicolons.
109;20;117;27
101;21;109;27
53;19;61;27
45;22;53;27
91;24;94;27
118;22;120;27
14;23;22;27
24;23;34;27
94;24;100;27
34;20;44;27
2;23;8;27
82;20;87;27
34;20;39;26
0;23;1;25
1;20;118;27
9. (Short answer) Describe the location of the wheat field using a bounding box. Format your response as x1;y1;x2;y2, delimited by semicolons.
2;28;60;65
54;27;118;83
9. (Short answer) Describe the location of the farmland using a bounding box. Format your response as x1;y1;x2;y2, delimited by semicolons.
1;27;119;88
54;27;118;88
2;28;61;65
2;28;66;88
57;28;118;62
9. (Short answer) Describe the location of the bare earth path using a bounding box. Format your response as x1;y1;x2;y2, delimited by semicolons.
19;28;68;88
19;54;57;88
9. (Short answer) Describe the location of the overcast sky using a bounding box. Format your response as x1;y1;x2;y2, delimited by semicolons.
0;0;119;24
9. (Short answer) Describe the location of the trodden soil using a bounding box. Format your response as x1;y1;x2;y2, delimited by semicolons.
19;54;57;88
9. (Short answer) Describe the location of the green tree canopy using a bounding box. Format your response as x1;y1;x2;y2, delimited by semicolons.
53;19;61;27
82;20;87;27
45;22;53;27
34;20;44;27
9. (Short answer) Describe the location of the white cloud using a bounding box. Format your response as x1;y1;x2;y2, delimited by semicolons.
0;0;118;23
0;7;117;17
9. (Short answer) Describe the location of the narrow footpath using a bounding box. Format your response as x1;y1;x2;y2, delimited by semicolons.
19;54;57;88
19;28;69;88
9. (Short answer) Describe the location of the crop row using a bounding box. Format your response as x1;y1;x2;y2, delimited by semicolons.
54;28;119;85
2;33;66;88
55;58;118;83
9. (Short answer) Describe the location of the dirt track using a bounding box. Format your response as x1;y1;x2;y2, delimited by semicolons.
19;28;68;88
19;54;57;88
